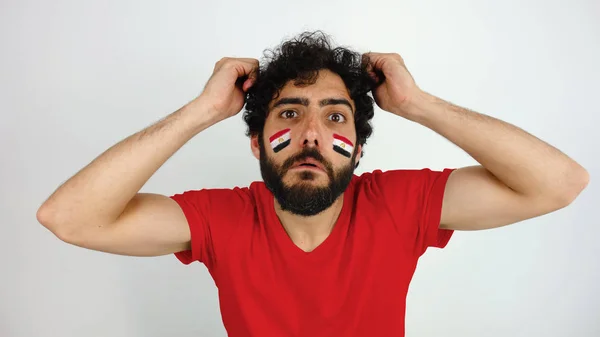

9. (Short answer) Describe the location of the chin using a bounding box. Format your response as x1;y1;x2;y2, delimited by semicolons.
287;170;328;183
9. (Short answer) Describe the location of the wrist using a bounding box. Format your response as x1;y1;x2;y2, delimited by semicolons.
179;97;222;134
399;90;440;124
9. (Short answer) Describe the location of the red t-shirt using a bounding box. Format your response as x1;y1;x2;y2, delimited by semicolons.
170;168;454;337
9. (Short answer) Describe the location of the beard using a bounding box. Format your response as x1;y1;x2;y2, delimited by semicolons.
258;137;357;216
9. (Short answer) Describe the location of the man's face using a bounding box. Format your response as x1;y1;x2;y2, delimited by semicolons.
251;70;361;216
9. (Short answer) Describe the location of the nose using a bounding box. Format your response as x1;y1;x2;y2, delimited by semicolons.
299;113;323;149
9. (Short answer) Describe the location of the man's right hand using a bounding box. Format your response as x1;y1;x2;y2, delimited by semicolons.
196;57;259;122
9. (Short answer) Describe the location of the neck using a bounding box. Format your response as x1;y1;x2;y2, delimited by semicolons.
274;195;345;252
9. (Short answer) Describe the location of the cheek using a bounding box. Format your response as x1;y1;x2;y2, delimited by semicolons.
331;133;355;159
267;128;292;154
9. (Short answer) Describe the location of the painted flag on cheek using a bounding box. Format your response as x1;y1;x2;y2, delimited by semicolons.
269;128;291;153
333;134;354;158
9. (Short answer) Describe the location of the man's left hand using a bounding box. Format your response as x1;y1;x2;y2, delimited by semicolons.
364;52;423;119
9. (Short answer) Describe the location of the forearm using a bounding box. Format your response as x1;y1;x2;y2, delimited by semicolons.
37;98;217;233
407;91;589;202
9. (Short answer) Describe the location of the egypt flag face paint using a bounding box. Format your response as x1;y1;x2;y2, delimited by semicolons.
269;128;291;153
332;134;354;158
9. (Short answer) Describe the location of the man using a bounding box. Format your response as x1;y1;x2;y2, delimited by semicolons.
37;31;589;336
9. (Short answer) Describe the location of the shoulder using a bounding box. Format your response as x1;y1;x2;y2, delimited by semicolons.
170;182;268;215
350;168;456;254
171;185;251;204
351;168;455;197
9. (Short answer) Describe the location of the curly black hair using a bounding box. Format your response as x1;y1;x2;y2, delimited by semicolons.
243;31;379;156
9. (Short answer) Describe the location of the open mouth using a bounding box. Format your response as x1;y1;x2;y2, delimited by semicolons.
291;159;324;171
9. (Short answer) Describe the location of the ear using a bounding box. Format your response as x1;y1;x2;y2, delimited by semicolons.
354;144;362;167
251;134;261;160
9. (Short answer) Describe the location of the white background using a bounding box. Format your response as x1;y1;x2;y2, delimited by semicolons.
1;0;598;336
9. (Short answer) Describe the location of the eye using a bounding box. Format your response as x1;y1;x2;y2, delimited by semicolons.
280;110;298;119
328;113;346;123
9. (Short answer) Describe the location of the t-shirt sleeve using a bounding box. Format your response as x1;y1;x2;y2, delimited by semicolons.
169;187;249;269
367;168;455;257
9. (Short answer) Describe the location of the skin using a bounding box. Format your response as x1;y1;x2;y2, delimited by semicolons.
364;52;589;231
251;70;361;252
36;52;589;257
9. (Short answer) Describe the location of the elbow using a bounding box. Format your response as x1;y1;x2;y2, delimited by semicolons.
36;203;78;243
552;165;590;208
36;203;56;231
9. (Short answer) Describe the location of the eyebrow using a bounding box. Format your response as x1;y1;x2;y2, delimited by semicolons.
272;97;354;113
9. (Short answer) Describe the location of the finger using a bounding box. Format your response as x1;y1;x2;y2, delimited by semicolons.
241;60;259;91
362;53;376;76
362;53;385;84
363;52;384;61
363;53;386;81
237;57;260;65
242;78;255;92
233;59;259;83
365;52;387;70
243;59;259;78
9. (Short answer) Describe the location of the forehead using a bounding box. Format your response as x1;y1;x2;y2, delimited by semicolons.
271;70;353;107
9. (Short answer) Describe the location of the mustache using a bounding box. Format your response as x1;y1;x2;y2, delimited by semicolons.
280;148;332;172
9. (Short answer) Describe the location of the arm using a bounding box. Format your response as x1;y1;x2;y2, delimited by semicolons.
37;103;211;256
36;57;259;256
409;93;589;230
364;52;589;231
